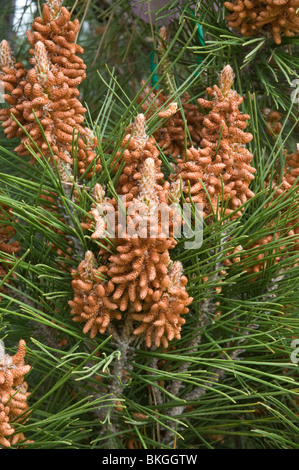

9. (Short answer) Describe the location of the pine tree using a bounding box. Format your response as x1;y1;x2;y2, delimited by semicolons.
0;0;298;449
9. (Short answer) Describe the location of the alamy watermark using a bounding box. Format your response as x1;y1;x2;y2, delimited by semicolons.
95;195;203;249
291;79;299;104
0;339;5;362
0;80;5;104
290;339;299;364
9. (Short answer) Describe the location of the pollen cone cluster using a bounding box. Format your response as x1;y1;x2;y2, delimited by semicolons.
0;0;99;177
0;340;31;448
113;113;165;197
274;148;299;206
176;65;255;219
130;261;192;348
0;201;21;300
224;0;299;45
105;159;178;317
138;85;203;160
69;251;121;338
72;117;193;347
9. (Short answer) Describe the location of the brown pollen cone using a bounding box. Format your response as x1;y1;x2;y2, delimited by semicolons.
0;0;99;177
69;250;121;338
176;65;256;220
77;123;192;347
104;154;191;346
224;0;299;45
0;340;32;448
105;155;179;313
138;85;203;160
107;236;174;314
130;261;193;348
0;40;27;141
112;114;165;197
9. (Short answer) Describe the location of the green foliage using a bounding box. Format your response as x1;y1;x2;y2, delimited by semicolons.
0;0;298;449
